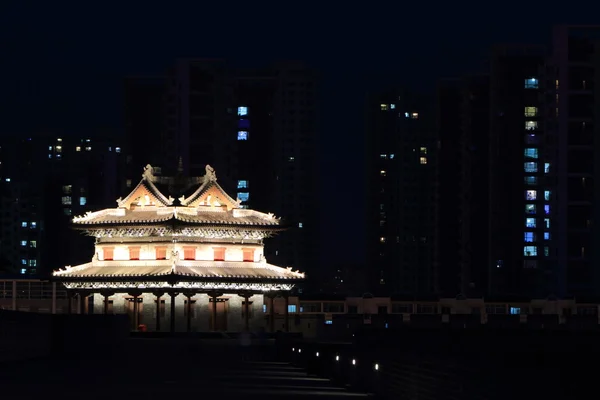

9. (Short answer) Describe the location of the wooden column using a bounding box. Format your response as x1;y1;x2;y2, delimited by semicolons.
284;294;290;332
67;295;73;314
132;294;139;329
153;291;164;332
185;293;193;333
170;292;177;333
238;293;251;331
269;295;275;333
212;294;218;332
51;282;57;315
78;292;86;314
103;293;110;314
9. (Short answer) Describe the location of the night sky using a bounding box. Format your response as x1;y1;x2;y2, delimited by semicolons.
0;3;596;266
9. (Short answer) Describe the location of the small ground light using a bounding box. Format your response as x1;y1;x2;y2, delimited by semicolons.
298;349;302;353
335;355;340;361
292;348;295;352
374;363;379;371
316;352;319;357
352;359;356;365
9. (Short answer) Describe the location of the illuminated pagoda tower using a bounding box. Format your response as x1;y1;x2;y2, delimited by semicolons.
53;164;304;332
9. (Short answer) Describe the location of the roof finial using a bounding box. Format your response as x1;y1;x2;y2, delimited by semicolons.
205;164;217;182
177;157;183;174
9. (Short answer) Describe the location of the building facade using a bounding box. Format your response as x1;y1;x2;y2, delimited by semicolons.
366;90;437;295
51;164;304;332
0;134;124;276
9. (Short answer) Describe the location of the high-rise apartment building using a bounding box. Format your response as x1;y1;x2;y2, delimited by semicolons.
125;60;321;288
0;134;124;276
366;90;437;295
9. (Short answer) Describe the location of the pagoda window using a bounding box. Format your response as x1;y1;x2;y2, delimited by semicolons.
213;247;226;261
129;247;141;260
243;248;255;262
103;247;114;261
183;247;196;261
156;246;167;260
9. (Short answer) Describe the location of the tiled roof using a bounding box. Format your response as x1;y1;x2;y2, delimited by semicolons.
72;207;280;226
53;260;304;280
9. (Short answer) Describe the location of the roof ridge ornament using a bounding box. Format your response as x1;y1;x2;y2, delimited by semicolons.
142;164;157;182
205;164;217;182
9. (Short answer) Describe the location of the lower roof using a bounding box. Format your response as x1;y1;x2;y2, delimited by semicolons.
53;260;304;281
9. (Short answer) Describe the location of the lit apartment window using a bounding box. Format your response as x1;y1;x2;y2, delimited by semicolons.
76;146;81;152
85;146;92;151
544;218;550;229
525;121;538;131
544;190;551;201
390;104;396;109
237;192;249;202
20;240;27;246
379;237;386;243
55;146;62;153
30;222;36;228
57;138;62;142
115;147;121;153
29;260;36;267
544;232;551;240
524;107;538;117
524;148;538;159
524;162;537;173
390;154;395;159
62;196;72;205
524;78;538;89
380;154;387;159
380;170;387;176
21;259;27;265
544;204;550;215
20;268;26;274
30;240;36;248
126;179;132;188
238;106;248;116
524;176;537;185
544;163;551;174
524;232;535;242
526;190;537;200
420;157;427;165
288;156;295;162
62;185;72;194
237;131;248;141
48;146;53;151
64;209;72;216
526;204;536;214
380;104;388;111
404;112;410;118
80;197;87;206
524;246;537;257
298;222;303;228
237;180;248;189
420;147;427;154
411;112;419;119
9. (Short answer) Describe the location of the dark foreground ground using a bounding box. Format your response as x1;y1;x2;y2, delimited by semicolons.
0;338;372;399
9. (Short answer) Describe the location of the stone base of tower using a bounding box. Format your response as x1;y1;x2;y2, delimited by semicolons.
91;293;265;333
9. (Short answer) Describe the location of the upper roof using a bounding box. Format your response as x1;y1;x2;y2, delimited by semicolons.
73;164;281;227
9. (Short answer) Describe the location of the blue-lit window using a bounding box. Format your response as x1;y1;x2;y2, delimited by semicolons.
21;222;27;228
390;154;395;159
21;259;27;265
525;176;537;185
544;218;550;229
115;147;121;153
262;304;267;313
298;222;303;228
524;148;538;159
80;197;87;206
544;190;551;201
524;78;538;89
325;320;333;325
20;268;26;274
20;240;27;246
31;222;37;229
237;131;248;141
404;112;410;118
544;247;550;257
524;246;537;256
510;307;521;315
544;232;550;240
237;106;248;116
526;204;536;214
544;163;550;173
524;232;535;242
237;192;249;202
288;305;297;313
524;162;537;173
237;180;248;189
390;104;396;109
29;260;36;267
526;190;537;200
544;204;550;215
526;218;536;228
239;119;250;129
